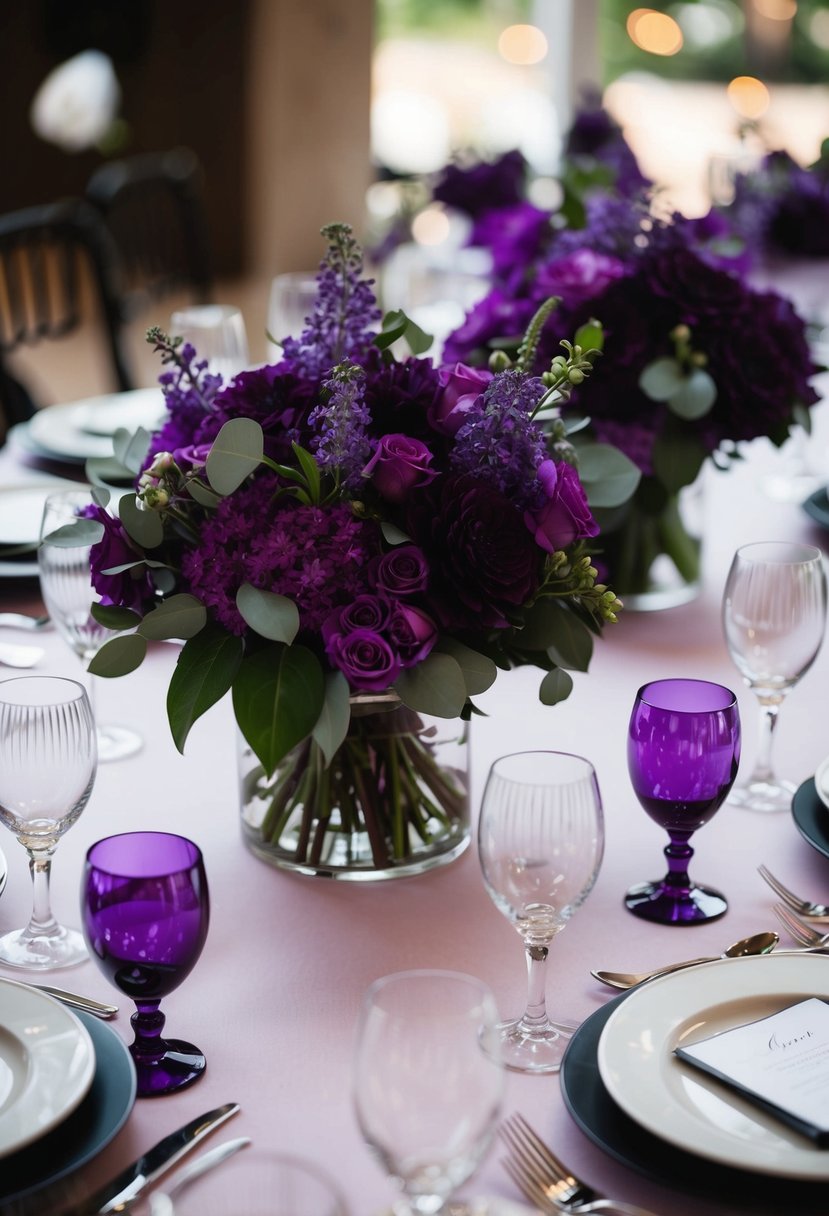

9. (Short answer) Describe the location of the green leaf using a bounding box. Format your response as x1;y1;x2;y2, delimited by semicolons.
574;318;604;354
236;584;299;644
651;430;708;494
138;594;207;641
167;625;244;754
539;667;574;706
667;368;717;420
374;309;433;355
91;603;142;631
152;568;177;595
434;639;497;695
187;480;223;508
206;418;264;495
88;633;147;677
311;671;351;766
380;521;411;546
119;493;163;548
91;486;111;509
574;443;641;508
232;643;324;776
543;605;594;672
291;443;321;503
639;357;684;402
793;402;812;435
113;426;152;475
85;455;135;488
394;652;466;718
42;518;105;547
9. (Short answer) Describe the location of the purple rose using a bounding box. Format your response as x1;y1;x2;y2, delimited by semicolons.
87;506;154;613
324;627;401;692
526;460;599;553
371;546;429;597
431;363;492;435
322;595;391;646
173;442;212;471
535;249;627;311
363;434;438;503
388;603;438;666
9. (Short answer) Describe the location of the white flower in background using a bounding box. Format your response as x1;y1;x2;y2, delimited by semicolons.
30;49;121;153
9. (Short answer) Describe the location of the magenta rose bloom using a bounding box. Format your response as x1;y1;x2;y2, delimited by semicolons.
431;363;492;436
363;434;438;503
388;603;438;666
322;595;391;646
87;507;154;613
526;460;599;553
324;627;401;692
371;546;429;597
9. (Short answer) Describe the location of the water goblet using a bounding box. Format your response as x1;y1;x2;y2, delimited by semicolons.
81;831;210;1096
353;969;503;1216
267;271;318;352
170;303;250;381
38;488;142;763
625;678;741;924
477;751;604;1074
722;541;827;813
0;675;95;969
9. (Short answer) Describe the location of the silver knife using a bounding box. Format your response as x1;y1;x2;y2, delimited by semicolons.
65;1101;240;1214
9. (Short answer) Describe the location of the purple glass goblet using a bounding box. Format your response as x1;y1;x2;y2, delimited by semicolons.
626;678;740;925
81;831;209;1096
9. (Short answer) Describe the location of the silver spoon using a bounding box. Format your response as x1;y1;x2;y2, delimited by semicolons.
591;930;779;990
149;1137;252;1214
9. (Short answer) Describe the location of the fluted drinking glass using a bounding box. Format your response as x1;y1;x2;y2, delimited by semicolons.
353;969;503;1216
170;304;250;381
722;541;826;812
39;489;142;763
478;751;604;1073
0;675;96;969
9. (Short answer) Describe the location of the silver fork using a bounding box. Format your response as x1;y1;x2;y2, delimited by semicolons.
773;903;829;948
758;864;829;920
500;1113;661;1216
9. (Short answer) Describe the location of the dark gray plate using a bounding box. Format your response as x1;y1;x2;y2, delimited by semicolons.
792;778;829;862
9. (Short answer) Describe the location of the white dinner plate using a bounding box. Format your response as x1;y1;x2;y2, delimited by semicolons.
0;481;80;548
814;755;829;811
0;977;95;1158
597;952;829;1180
27;388;165;463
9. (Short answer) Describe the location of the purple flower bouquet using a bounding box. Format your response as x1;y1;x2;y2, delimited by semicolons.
76;225;633;878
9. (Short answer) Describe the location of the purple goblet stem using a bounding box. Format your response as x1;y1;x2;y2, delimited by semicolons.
131;1001;167;1066
661;832;695;894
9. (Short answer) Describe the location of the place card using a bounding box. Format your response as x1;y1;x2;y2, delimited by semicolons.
675;997;829;1146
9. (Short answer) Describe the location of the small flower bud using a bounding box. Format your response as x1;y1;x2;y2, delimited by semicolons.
143;486;169;510
672;324;691;342
568;368;585;385
147;451;175;476
488;350;511;373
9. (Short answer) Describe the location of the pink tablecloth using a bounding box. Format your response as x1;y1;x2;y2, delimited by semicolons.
1;412;829;1216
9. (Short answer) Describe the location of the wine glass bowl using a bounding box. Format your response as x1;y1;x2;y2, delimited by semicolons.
0;675;96;969
722;541;827;813
170;304;250;381
82;831;210;1096
38;489;142;763
477;751;604;1073
626;678;741;925
353;969;503;1215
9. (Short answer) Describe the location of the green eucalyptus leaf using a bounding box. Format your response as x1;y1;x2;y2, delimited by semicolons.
113;426;152;474
394;652;466;719
90;603;142;631
543;606;594;672
119;493;164;548
138;594;207;641
42;518;105;548
639;357;684;402
236;584;299;644
232;643;325;776
85;455;134;489
152;568;177;595
573;443;641;508
380;521;412;546
91;486;111;509
651;430;708;494
434;638;497;695
187;480;223;508
574;318;604;354
311;671;351;766
167;625;244;754
88;633;147;677
793;402;813;434
206;418;264;495
539;667;574;706
667;368;717;420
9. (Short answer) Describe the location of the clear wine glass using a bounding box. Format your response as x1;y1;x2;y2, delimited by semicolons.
722;541;826;813
477;751;604;1074
353;969;503;1216
626;678;741;924
148;1149;349;1216
267;271;318;353
0;675;96;969
38;488;142;763
81;831;210;1096
170;303;250;381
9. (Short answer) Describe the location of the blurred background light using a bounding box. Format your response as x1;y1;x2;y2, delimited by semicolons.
727;74;772;118
626;8;685;55
497;23;548;65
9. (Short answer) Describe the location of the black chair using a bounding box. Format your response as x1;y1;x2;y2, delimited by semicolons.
85;146;213;317
0;197;133;436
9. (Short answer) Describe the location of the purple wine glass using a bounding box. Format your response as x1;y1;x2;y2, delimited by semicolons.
626;679;740;925
81;831;209;1096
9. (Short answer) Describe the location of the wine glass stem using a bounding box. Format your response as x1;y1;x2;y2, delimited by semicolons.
26;848;60;938
522;942;550;1026
663;833;694;890
131;1001;168;1064
749;699;781;784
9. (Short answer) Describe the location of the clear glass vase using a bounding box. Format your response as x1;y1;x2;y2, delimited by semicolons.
238;692;470;881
